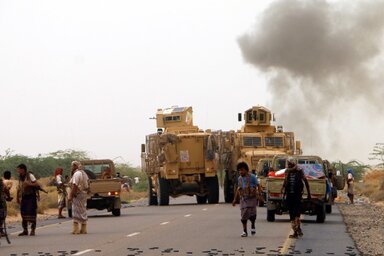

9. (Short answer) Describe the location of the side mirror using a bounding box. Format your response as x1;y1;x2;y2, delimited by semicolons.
141;144;146;153
238;113;242;122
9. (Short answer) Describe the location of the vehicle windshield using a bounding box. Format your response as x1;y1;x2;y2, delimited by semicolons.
83;163;113;175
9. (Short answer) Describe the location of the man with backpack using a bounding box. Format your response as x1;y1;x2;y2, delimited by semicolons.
281;157;311;238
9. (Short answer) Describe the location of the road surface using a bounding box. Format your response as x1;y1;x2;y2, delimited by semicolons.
1;196;359;256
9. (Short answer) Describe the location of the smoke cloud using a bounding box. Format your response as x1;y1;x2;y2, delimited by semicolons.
238;0;384;163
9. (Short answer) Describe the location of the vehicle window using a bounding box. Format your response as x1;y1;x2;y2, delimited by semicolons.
247;112;253;122
164;115;180;122
243;136;262;147
276;159;286;170
259;112;265;122
265;137;284;147
83;164;112;175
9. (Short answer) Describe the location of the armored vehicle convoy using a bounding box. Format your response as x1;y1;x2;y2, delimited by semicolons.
141;106;219;206
219;106;302;203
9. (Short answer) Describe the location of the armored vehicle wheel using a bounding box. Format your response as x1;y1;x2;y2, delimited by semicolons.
112;208;121;216
224;171;234;203
158;176;170;206
326;204;332;214
196;195;207;204
267;209;275;222
147;176;158;206
316;203;326;223
206;176;219;204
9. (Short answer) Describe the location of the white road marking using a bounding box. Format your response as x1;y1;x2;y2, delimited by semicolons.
184;214;192;217
127;232;140;237
160;222;170;225
73;249;94;255
202;208;208;211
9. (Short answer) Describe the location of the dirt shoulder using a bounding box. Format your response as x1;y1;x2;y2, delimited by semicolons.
338;192;384;256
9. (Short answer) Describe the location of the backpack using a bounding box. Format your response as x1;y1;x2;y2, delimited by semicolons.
285;168;304;194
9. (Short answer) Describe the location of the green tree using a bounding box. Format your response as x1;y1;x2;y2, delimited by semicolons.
333;160;370;181
0;149;90;178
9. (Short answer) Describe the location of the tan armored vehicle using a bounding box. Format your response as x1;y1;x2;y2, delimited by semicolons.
141;106;219;206
218;106;301;203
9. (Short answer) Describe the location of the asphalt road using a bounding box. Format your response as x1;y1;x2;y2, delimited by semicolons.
1;195;360;256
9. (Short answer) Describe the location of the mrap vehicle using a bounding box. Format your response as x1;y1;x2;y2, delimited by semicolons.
141;106;219;206
218;106;302;203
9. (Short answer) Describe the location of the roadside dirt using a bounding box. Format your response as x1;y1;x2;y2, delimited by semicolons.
338;192;384;256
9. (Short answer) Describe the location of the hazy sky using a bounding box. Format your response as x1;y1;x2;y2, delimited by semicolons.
1;0;383;166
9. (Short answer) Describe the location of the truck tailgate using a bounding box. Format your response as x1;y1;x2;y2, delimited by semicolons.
266;177;285;199
305;179;326;199
267;177;326;199
89;179;121;195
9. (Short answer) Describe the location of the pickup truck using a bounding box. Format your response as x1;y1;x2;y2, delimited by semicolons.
67;159;122;217
266;155;331;223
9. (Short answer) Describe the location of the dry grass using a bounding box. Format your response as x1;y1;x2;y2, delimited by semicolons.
357;169;384;203
6;177;147;218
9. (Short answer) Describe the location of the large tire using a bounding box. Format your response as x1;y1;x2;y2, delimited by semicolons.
267;209;275;222
224;171;234;203
112;208;121;216
326;204;332;214
196;195;207;204
157;176;170;206
147;176;158;206
316;203;326;223
206;176;219;204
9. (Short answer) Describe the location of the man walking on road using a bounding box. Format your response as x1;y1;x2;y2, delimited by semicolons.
281;157;311;238
232;162;262;237
68;161;89;234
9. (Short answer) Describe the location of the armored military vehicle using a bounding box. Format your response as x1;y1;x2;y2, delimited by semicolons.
141;106;219;206
219;106;302;203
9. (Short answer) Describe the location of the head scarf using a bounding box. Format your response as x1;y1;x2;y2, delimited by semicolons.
71;161;82;170
54;167;64;176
